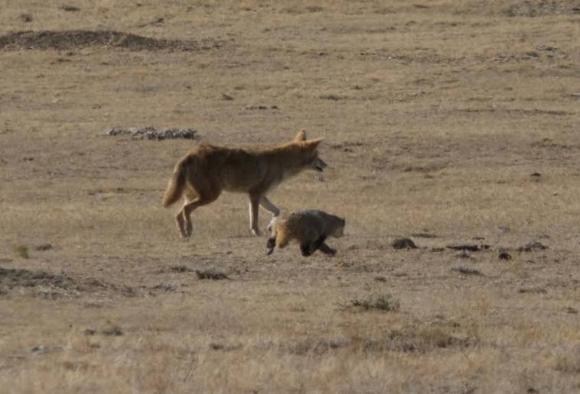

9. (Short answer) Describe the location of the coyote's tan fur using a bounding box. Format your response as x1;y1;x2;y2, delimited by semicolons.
266;210;345;256
163;130;327;238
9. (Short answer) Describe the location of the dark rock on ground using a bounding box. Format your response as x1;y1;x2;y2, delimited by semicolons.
392;238;417;250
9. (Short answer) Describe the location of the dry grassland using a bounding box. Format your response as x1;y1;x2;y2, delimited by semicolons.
1;0;580;392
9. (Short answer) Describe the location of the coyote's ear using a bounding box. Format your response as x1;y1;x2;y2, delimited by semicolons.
304;138;323;149
294;129;307;142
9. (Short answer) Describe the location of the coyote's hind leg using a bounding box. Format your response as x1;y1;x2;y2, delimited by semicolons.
177;190;220;238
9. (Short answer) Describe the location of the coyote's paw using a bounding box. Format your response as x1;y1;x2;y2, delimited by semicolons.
176;213;190;239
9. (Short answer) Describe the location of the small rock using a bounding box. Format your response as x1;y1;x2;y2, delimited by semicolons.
498;226;510;233
451;266;482;276
374;276;387;282
101;325;123;336
166;265;193;273
518;287;547;294
498;251;512;260
104;127;198;140
221;93;234;101
60;5;80;12
565;307;578;314
209;343;225;350
19;13;33;22
411;232;437;238
35;243;53;251
320;94;341;101
392;238;417;250
196;269;229;280
208;342;240;351
151;283;177;292
446;244;489;252
31;345;46;353
518;241;548;252
30;345;62;354
456;250;472;259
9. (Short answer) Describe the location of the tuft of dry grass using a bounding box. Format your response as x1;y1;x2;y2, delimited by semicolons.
13;245;29;259
195;268;230;280
348;293;401;312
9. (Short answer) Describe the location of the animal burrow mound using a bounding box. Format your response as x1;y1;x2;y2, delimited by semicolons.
0;266;131;298
0;30;221;51
105;127;199;140
0;266;77;290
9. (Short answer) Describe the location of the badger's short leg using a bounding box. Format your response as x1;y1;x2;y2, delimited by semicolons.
300;242;313;257
318;242;337;256
311;236;326;250
311;236;336;256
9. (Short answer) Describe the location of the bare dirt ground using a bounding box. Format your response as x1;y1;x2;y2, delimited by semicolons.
1;1;579;392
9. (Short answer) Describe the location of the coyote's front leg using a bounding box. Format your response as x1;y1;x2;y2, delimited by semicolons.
248;194;262;236
260;196;280;232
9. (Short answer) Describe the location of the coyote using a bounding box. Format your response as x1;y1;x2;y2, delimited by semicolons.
266;210;345;256
162;130;327;238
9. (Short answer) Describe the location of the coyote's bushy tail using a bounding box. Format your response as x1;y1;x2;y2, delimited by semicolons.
162;160;187;207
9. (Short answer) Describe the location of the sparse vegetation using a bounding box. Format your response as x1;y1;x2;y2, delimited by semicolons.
348;293;401;312
13;245;29;259
195;268;229;280
554;352;580;374
1;0;579;392
451;266;482;276
165;265;194;273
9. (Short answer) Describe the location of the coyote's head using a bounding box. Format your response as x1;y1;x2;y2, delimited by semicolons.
293;130;327;172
